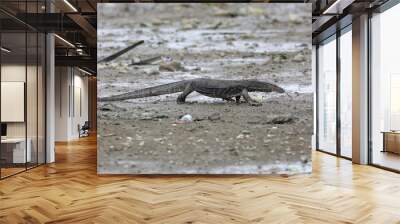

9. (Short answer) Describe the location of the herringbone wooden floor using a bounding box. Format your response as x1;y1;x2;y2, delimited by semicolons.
1;135;400;224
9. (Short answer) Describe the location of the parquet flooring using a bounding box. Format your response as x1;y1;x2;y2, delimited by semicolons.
0;135;400;224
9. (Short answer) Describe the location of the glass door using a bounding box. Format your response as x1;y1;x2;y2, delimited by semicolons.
317;35;337;154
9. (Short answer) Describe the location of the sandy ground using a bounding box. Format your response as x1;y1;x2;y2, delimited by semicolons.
97;3;312;174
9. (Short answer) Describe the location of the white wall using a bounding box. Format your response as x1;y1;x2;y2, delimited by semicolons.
71;73;89;138
55;67;89;141
1;65;38;138
55;66;69;141
1;63;47;164
1;65;26;135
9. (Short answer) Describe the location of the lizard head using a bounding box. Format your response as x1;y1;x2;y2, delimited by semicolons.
247;80;285;93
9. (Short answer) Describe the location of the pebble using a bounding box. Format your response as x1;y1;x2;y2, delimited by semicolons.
265;116;295;124
292;53;305;62
208;112;221;121
144;68;160;76
153;138;164;142
236;134;244;139
176;114;193;124
159;61;186;72
100;107;112;111
241;130;251;135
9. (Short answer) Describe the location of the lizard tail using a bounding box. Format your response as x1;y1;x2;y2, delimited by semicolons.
98;80;190;102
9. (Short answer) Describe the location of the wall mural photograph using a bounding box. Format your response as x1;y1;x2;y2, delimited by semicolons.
97;3;312;174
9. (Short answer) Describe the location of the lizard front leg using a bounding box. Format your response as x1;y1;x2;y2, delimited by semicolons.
241;89;262;106
177;83;194;104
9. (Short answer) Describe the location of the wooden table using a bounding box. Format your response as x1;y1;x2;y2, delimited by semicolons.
381;131;400;154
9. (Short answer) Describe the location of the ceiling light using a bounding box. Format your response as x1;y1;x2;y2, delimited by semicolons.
78;67;92;76
54;34;75;48
1;47;11;53
63;0;78;12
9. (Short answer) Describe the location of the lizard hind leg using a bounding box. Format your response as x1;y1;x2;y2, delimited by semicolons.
241;89;262;106
235;96;241;104
177;84;194;104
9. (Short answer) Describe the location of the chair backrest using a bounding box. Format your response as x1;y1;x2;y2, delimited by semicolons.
82;121;90;129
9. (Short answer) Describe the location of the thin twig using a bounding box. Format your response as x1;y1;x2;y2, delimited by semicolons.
98;40;144;63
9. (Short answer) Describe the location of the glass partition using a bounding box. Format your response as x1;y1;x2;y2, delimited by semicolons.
371;3;400;171
317;36;337;154
1;31;28;177
339;28;352;158
0;2;46;179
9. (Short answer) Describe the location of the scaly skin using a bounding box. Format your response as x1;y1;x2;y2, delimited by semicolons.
99;78;285;106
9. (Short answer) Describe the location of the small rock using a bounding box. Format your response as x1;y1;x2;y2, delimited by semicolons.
241;130;251;135
215;10;244;18
194;116;206;121
265;116;296;124
271;53;288;63
247;120;259;125
186;126;197;132
132;57;141;64
292;53;305;62
176;114;193;124
153;114;169;119
100;107;112;111
159;61;186;72
228;148;239;156
236;134;245;139
139;112;154;120
193;67;201;71
208;112;221;121
144;68;160;76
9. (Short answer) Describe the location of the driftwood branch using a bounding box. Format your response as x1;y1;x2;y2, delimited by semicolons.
130;56;162;66
98;40;144;63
